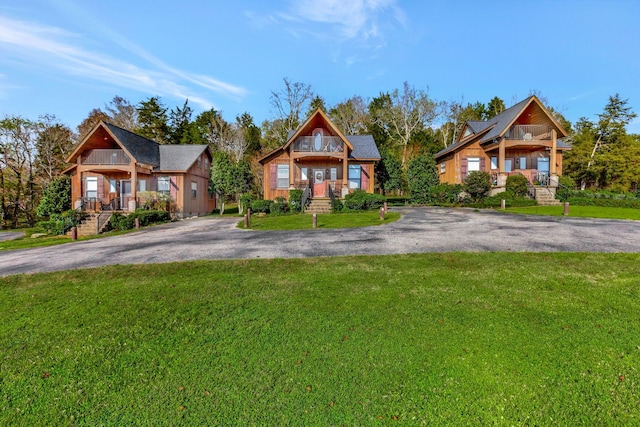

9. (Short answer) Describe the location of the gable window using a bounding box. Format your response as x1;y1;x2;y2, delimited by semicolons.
191;181;197;198
277;164;289;188
158;177;170;195
467;157;480;172
197;155;202;168
440;163;446;174
519;157;527;169
204;158;209;169
490;157;498;170
348;164;361;189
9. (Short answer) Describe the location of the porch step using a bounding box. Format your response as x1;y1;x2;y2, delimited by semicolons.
305;198;333;214
534;186;561;206
71;213;112;236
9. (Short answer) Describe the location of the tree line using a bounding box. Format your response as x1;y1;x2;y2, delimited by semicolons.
1;77;638;228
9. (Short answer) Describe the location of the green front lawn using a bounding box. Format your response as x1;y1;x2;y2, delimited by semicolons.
241;211;400;230
2;253;639;425
503;205;640;220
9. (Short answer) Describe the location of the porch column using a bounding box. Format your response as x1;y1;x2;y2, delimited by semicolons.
549;129;558;187
289;154;294;189
129;166;138;211
342;150;348;197
498;138;507;187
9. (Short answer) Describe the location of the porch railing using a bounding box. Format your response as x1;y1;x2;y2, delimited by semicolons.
77;197;129;211
81;149;130;165
301;186;311;212
292;136;344;153
327;182;336;211
504;124;552;141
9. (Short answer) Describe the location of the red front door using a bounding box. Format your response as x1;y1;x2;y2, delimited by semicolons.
313;169;325;197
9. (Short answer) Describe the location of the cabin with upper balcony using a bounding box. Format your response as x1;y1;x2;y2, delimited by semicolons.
63;121;215;218
258;109;381;204
434;95;571;197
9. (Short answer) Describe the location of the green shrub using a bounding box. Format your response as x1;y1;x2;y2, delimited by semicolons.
567;197;640;208
430;184;463;205
506;174;529;198
239;193;253;214
385;196;410;206
37;176;71;218
343;190;386;211
36;209;87;235
469;194;538;208
406;154;439;204
271;197;289;215
107;210;170;231
463;171;492;202
251;199;272;214
558;175;577;190
288;189;303;213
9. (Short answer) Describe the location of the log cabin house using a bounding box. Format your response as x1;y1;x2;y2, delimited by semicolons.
258;109;381;206
435;96;571;197
64;121;215;219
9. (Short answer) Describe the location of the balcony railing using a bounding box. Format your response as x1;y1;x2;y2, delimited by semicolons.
81;149;130;165
292;136;344;153
504;124;553;141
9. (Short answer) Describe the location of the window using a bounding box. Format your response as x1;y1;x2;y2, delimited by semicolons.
519;157;527;170
440;163;446;174
505;159;513;172
85;177;98;199
467;157;480;172
197;155;202;168
538;157;550;172
109;179;116;193
300;167;308;181
330;167;337;181
277;164;289;188
490;157;498;170
204;158;209;169
191;181;197;198
158;176;170;195
138;179;147;192
348;164;361;189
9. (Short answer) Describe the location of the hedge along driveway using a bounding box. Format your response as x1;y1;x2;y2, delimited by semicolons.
1;206;640;277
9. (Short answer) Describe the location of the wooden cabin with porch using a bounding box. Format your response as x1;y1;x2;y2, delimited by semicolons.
258;109;380;212
434;96;570;202
63;121;215;233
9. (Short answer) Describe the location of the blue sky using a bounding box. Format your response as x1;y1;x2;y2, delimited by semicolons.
1;0;639;134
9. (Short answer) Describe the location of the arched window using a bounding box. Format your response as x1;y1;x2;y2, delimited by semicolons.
314;131;322;151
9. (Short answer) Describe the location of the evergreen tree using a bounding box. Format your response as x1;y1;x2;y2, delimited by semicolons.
137;96;169;143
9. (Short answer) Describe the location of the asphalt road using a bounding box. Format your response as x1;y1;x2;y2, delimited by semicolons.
1;207;638;277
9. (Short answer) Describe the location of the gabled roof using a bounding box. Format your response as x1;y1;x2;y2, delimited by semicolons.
65;121;212;173
159;145;210;172
283;108;354;152
348;135;380;160
435;96;570;160
103;122;160;167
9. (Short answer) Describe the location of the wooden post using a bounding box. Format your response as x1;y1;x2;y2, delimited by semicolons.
564;202;570;216
313;213;317;228
384;201;388;213
501;199;506;210
244;214;249;228
247;207;251;218
379;206;385;220
71;226;77;241
135;217;140;229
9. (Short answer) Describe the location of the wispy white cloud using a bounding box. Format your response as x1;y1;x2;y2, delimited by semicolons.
254;0;406;64
0;14;247;109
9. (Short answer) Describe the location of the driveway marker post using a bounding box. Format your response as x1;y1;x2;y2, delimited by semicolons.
501;199;506;209
380;206;385;220
564;202;570;216
313;213;317;228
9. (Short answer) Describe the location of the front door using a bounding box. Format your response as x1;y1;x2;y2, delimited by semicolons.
313;169;325;197
120;180;132;209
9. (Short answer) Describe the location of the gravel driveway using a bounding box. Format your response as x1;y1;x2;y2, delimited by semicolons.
1;207;638;277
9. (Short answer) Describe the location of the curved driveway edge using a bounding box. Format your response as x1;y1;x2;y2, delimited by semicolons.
0;207;639;277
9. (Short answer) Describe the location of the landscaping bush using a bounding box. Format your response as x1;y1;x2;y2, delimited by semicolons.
37;176;71;218
406;154;439;204
469;194;538;209
288;189;303;213
251;199;272;214
343;190;386;211
239;193;253;214
270;197;289;215
385;196;410;206
36;209;86;235
567;197;640;208
108;210;171;231
558;175;577;190
506;174;529;198
463;171;492;202
430;183;463;205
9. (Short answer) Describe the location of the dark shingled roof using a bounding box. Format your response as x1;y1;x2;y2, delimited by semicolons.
159;145;209;171
347;135;380;159
104;122;160;167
